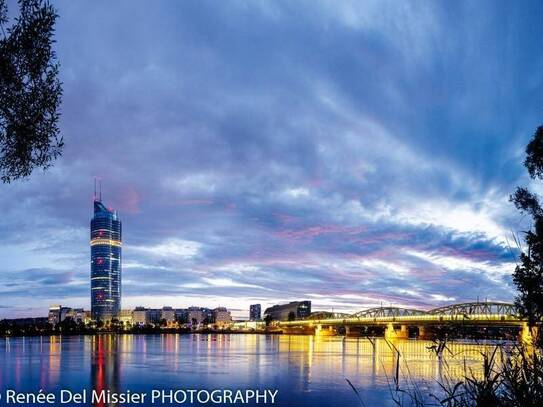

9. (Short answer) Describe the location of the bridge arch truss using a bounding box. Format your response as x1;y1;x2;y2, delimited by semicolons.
428;302;518;317
351;307;427;319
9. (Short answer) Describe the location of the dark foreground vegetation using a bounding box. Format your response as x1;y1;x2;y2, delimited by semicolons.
350;339;543;407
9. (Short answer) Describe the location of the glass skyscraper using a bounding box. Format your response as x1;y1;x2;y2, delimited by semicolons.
91;197;122;321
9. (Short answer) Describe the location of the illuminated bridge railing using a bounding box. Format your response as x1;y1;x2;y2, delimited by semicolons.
307;312;351;320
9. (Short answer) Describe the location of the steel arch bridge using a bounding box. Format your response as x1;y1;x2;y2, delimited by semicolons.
301;302;520;321
278;302;525;328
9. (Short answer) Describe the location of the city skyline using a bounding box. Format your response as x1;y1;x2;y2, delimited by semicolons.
2;1;543;319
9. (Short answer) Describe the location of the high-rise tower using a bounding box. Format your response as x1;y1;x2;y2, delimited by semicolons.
90;186;122;321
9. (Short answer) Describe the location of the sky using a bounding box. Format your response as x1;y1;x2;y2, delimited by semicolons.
1;0;543;319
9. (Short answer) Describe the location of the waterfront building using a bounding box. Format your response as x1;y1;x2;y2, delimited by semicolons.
161;306;175;323
65;308;86;323
60;306;71;322
147;309;162;324
119;309;133;325
133;307;148;325
174;308;188;324
91;192;122;321
249;304;261;321
131;307;164;325
48;305;87;325
264;301;311;321
48;305;62;325
213;307;232;328
202;307;214;323
187;307;205;326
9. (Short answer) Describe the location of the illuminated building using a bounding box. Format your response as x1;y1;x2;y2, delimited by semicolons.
66;308;86;323
48;305;87;325
202;307;214;323
161;307;175;323
91;190;122;321
147;308;162;324
119;309;134;325
174;308;188;323
131;307;164;325
250;304;261;321
187;307;205;326
84;310;92;323
132;307;147;325
212;307;232;328
264;301;311;321
48;305;62;325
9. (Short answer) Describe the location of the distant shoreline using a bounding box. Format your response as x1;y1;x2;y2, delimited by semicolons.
0;332;519;343
0;329;292;339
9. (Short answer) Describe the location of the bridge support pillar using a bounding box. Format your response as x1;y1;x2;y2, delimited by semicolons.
314;324;336;336
315;324;322;336
418;326;430;340
385;323;408;340
400;324;408;339
520;323;539;345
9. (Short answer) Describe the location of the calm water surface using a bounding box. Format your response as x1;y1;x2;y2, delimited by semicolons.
0;335;503;406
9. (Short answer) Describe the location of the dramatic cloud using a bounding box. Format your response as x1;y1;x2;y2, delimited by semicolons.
1;0;542;318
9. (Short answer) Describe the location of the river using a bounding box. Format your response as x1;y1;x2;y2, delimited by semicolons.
0;334;505;406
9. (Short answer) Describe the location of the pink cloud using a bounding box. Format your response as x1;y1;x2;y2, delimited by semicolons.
275;224;366;240
112;186;141;214
273;212;300;225
174;199;214;206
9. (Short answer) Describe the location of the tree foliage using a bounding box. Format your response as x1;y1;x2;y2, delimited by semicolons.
511;126;543;344
525;127;543;180
0;0;62;183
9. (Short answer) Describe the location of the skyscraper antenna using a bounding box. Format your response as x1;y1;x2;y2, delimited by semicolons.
94;177;97;201
99;179;102;201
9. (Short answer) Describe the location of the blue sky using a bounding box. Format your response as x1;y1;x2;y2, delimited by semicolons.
1;0;543;319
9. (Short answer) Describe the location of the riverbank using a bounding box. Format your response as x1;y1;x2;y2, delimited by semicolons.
0;326;289;338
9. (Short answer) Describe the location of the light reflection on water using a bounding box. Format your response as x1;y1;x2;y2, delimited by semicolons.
0;335;506;406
